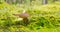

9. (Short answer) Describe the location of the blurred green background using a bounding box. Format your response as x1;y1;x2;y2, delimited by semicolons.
0;0;60;32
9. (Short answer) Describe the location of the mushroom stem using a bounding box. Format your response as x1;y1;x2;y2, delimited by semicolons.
23;17;29;25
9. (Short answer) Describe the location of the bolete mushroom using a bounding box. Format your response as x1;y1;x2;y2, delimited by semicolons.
13;10;30;25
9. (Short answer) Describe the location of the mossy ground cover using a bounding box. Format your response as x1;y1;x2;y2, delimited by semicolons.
0;2;60;32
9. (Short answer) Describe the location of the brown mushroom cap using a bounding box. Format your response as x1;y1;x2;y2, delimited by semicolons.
13;13;29;18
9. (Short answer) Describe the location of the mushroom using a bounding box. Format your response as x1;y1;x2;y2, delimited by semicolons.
13;10;30;25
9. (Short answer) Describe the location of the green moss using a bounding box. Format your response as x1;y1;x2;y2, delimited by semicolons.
0;2;60;32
